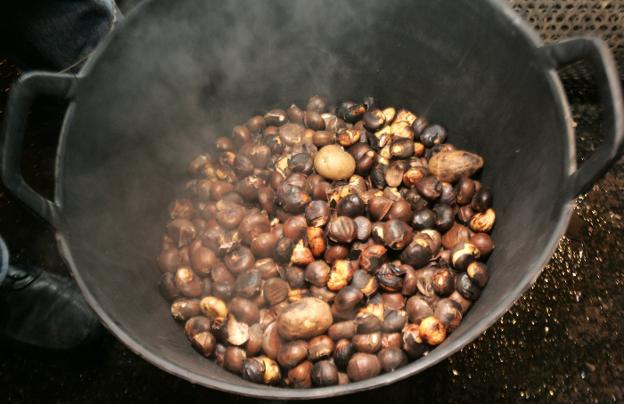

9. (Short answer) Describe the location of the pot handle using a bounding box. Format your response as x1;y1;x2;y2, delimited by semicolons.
1;72;77;227
542;37;624;199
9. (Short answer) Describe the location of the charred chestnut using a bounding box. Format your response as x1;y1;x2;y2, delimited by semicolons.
311;360;339;386
455;272;481;300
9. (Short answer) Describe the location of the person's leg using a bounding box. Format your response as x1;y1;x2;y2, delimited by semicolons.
0;236;104;350
0;0;120;71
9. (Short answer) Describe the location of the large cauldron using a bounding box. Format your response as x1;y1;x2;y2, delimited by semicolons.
2;0;622;399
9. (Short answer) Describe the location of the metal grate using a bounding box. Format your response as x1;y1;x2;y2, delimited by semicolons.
508;0;624;48
508;0;624;163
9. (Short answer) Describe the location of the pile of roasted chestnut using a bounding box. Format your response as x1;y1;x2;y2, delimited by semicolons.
157;95;496;388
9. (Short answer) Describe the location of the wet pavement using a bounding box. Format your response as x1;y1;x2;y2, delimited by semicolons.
1;2;623;403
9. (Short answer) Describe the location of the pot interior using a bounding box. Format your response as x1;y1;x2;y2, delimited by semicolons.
59;0;571;397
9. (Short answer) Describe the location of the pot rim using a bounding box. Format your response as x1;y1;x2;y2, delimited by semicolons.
55;0;577;399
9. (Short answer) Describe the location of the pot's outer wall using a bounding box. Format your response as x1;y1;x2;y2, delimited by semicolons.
58;0;571;398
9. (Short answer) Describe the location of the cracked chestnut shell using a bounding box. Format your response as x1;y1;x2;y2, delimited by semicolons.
383;219;413;250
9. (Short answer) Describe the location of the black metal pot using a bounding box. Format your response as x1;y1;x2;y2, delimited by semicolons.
1;0;623;399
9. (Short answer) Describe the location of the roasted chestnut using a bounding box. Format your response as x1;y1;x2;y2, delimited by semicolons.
347;353;381;382
327;216;357;244
378;347;408;372
311;360;339;387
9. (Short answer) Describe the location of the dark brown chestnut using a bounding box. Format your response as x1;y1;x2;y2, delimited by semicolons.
264;109;288;126
250;232;279;258
277;340;309;368
383;220;413;250
455;272;481;300
174;267;204;298
469;232;495;257
286;266;306;289
441;223;472;250
238;211;271;246
333;338;354;370
263;278;290;306
406;295;433;324
254;258;281;279
362;109;386;131
184;316;212;341
416;176;442;201
390;137;415;159
166;219;196;248
304;111;326;130
286;104;304;124
378;347;408;372
324;245;350;265
309;285;336;303
224;247;255;275
224;346;247;374
387;199;413;222
434;298;463;332
471;188;493;212
337;194;365;218
308;335;335;362
334;286;364;312
305;200;330;227
451;242;480;271
246;115;266;133
274;238;294;263
327;321;356;342
232;125;252;147
305;261;331;287
382;310;408;333
242;357;266;384
283;215;308;240
190;331;217;357
433;203;455;233
457;205;475;224
401;324;426;358
401;234;433;268
356;313;382;334
311;360;339;387
432;267;455;296
382;293;405;311
287;361;313;388
278;183;311;214
327;216;356;244
368;196;394;221
380;333;402;350
359;244;387;272
346;353;381;382
376;263;405;292
158;248;183;273
189;246;217;277
467;261;488;288
350;270;379;296
227;297;259;325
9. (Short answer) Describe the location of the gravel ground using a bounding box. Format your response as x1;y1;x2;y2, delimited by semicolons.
0;1;623;402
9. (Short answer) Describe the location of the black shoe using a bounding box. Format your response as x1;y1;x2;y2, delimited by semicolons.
0;265;104;350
